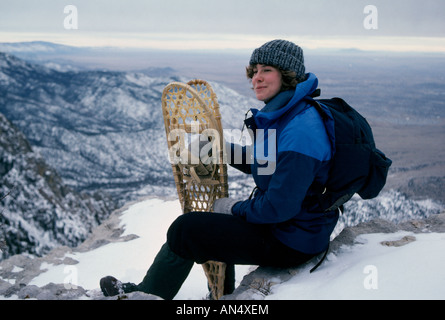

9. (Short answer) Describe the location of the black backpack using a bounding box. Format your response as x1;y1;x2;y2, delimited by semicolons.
309;97;392;212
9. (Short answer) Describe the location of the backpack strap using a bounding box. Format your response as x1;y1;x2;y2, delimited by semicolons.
310;99;329;120
310;243;329;273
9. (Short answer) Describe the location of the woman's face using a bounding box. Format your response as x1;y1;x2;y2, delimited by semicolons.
251;64;282;102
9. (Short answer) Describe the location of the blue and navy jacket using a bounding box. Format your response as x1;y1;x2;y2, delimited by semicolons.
230;73;339;254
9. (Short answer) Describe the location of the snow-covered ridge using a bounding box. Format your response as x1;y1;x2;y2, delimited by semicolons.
0;112;114;260
0;52;256;203
0;41;76;53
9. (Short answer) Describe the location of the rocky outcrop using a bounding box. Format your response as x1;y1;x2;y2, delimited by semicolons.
221;211;445;300
0;202;130;299
0;112;115;259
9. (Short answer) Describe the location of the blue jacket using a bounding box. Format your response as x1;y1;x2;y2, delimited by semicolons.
230;73;339;254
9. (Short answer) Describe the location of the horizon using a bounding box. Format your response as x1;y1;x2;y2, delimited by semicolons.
1;35;445;56
1;1;445;54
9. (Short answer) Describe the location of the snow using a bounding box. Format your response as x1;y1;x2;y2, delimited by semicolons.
28;198;252;300
26;198;445;300
268;232;445;300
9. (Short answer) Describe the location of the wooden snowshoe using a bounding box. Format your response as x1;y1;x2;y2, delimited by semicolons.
161;79;228;300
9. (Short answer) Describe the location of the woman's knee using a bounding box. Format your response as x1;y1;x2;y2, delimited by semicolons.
166;212;204;257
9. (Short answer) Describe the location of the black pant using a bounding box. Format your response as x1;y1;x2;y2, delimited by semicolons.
168;212;315;267
137;212;316;299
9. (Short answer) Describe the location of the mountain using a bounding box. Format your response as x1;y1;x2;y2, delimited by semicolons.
0;52;257;203
0;112;115;260
0;41;83;54
0;41;94;72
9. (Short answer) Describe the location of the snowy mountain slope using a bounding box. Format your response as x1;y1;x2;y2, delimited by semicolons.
0;197;443;300
0;112;115;259
0;52;257;203
0;51;257;260
2;49;444;207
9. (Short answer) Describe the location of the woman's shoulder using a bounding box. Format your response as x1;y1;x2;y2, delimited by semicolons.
278;106;332;161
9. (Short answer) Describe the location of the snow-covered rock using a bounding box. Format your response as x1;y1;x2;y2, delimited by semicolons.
225;211;445;300
0;197;443;300
0;112;115;259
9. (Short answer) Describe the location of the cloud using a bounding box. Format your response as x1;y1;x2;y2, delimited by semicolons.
1;0;444;52
1;0;444;36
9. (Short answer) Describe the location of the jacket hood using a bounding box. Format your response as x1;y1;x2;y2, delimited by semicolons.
252;73;319;128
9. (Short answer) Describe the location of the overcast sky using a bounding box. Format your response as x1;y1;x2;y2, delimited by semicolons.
1;0;444;52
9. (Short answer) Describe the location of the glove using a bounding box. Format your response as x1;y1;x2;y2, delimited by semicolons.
179;137;214;180
212;198;240;215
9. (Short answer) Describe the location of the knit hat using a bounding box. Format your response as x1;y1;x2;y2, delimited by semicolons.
249;39;305;80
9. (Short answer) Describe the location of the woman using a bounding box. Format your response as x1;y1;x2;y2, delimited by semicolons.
100;39;339;299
